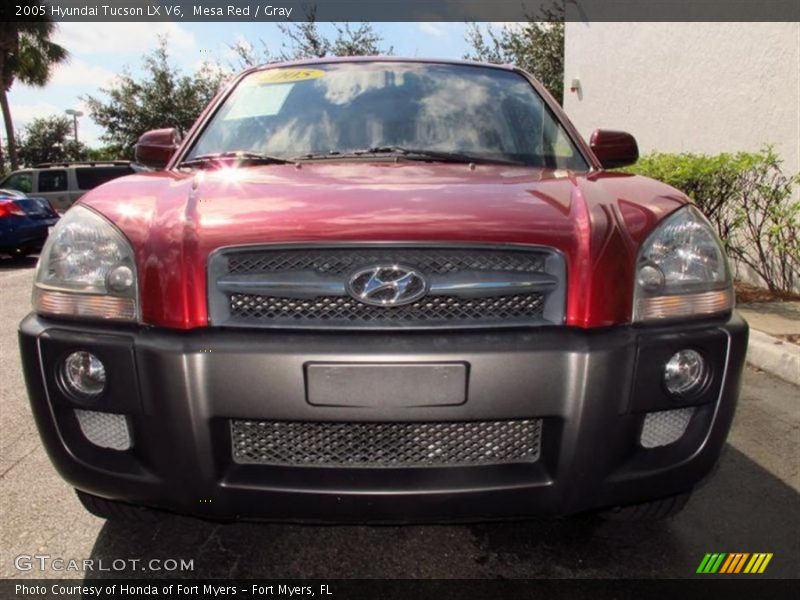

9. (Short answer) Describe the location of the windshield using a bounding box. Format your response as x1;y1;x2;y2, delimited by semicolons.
185;62;588;170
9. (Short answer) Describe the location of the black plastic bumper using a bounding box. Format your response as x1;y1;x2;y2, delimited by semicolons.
18;313;748;522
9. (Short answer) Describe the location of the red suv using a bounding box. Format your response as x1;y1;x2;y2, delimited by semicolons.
19;58;747;522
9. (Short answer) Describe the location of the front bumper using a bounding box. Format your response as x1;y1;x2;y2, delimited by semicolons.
19;313;747;522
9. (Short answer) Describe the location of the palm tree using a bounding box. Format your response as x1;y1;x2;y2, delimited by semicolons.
0;13;68;170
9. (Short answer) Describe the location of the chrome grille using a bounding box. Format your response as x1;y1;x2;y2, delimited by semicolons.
230;419;543;468
209;246;565;329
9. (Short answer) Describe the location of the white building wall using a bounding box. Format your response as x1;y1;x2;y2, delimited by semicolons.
563;22;800;177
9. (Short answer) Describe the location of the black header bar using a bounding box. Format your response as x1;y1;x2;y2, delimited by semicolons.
3;1;799;23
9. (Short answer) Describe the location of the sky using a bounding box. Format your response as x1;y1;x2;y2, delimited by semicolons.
6;21;479;147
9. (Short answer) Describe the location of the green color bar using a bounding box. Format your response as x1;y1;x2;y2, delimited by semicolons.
710;553;727;573
703;553;719;573
697;554;713;574
705;553;719;573
705;554;720;573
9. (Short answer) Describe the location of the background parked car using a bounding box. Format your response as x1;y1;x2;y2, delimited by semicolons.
0;161;138;212
0;189;60;258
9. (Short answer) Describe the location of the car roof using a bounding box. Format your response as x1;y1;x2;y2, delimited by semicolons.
244;55;518;76
34;161;132;168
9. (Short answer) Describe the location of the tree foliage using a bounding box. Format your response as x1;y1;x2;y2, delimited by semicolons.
627;148;800;294
464;7;564;104
17;115;87;166
280;21;388;60
84;38;226;158
84;146;119;162
86;21;389;159
228;14;391;69
0;6;69;169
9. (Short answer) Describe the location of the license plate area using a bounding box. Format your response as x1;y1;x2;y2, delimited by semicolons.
305;363;468;408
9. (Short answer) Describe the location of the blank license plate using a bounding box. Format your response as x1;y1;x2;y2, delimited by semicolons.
306;363;468;408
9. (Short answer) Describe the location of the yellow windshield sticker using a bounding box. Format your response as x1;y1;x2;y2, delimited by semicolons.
249;68;325;85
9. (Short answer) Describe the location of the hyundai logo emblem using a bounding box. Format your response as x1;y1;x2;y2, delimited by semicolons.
347;264;428;307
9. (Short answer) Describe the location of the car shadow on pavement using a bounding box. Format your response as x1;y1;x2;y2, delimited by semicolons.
83;445;799;580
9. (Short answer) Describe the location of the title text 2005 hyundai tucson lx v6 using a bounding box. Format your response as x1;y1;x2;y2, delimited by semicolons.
19;59;747;522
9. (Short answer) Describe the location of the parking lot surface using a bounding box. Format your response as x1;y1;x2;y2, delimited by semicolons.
1;256;798;579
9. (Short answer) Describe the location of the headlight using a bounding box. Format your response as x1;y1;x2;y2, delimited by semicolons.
33;205;139;321
633;205;733;321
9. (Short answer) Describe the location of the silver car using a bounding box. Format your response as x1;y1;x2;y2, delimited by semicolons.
0;162;136;212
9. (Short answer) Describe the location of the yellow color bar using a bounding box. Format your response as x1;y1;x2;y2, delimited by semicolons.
758;554;773;573
745;553;771;573
744;554;757;573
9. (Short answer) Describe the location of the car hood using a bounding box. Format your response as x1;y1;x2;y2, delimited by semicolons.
81;162;688;328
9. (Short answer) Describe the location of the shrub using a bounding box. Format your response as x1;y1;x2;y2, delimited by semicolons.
625;148;800;294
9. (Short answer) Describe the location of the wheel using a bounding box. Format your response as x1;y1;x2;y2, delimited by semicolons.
76;490;160;523
600;491;692;521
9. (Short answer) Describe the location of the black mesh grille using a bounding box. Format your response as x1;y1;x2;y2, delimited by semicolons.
229;292;545;324
227;248;548;275
230;419;543;467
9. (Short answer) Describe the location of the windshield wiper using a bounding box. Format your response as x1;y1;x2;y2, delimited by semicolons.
177;151;293;169
296;146;525;166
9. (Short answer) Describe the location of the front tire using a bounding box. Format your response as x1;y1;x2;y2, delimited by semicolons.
600;491;692;521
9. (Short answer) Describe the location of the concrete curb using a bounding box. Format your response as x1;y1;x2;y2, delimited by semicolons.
747;329;800;386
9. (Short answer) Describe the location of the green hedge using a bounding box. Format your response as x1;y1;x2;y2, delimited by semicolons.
624;148;800;293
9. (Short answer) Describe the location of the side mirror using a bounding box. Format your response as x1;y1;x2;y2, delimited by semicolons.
134;128;180;169
589;129;639;169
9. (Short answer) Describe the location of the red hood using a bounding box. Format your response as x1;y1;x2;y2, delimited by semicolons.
81;162;688;329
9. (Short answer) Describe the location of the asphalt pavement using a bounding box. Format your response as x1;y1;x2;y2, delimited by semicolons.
1;255;798;580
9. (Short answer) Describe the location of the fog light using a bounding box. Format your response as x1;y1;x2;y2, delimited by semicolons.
664;349;706;396
62;351;106;398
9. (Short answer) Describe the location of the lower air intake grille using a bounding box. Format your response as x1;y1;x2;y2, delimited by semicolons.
639;407;695;448
74;409;131;451
231;419;543;468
